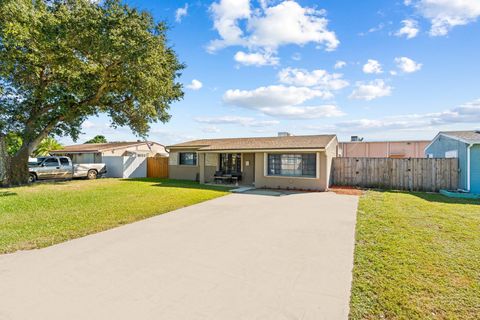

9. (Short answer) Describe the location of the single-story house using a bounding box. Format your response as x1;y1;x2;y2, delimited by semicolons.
425;131;480;193
50;141;168;178
340;140;429;158
50;141;168;163
167;134;339;191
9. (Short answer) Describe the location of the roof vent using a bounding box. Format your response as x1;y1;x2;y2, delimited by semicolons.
278;132;292;137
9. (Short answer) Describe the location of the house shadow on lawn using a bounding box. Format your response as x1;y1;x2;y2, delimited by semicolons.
121;178;234;192
379;189;480;206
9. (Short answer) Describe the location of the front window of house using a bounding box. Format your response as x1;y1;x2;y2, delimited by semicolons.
267;153;316;177
179;152;197;165
219;153;241;173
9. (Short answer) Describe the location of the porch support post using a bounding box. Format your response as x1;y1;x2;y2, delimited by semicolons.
199;152;205;184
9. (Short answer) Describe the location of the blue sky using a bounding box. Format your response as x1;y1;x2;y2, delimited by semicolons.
70;0;480;145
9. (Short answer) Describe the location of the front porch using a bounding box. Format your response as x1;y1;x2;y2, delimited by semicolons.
198;152;256;186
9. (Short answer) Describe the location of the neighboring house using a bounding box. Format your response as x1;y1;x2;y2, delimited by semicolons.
339;140;429;158
50;141;168;179
50;141;168;163
425;131;480;193
167;134;339;191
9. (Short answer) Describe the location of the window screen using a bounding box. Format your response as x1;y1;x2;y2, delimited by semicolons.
179;152;197;165
267;154;316;177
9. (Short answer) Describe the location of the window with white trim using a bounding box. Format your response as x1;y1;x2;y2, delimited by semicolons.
267;153;316;177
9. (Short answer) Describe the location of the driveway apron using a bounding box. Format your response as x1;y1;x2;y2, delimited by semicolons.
0;191;358;320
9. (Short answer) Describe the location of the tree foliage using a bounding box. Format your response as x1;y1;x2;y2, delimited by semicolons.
85;135;107;144
32;137;63;156
5;132;22;156
0;0;184;185
4;132;62;157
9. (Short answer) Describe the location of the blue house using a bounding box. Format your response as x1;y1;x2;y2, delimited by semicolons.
425;131;480;193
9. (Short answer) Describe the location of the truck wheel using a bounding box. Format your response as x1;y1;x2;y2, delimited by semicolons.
28;174;37;183
87;170;98;180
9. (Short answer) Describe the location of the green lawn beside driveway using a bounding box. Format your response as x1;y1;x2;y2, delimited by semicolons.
350;191;480;319
0;178;230;254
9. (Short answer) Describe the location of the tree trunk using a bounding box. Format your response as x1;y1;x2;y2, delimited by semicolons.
0;135;10;187
8;147;30;186
3;121;57;186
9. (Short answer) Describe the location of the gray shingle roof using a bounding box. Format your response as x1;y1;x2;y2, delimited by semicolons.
167;135;337;151
440;131;480;144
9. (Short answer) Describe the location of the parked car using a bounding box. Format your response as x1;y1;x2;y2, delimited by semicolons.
28;156;107;183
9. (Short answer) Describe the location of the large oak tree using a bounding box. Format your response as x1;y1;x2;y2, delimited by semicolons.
0;0;184;186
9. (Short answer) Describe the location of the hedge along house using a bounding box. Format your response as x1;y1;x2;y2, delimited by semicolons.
167;134;339;191
425;131;480;193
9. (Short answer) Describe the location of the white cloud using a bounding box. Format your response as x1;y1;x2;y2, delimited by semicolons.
395;19;419;39
201;126;221;133
349;79;392;101
277;67;349;90
362;59;383;74
175;4;189;23
334;60;347;69
223;85;331;108
149;128;197;145
406;0;480;36
223;84;345;119
208;0;250;50
331;98;480;132
186;79;203;90
359;23;385;36
195;116;279;127
82;120;95;129
208;0;339;57
395;57;422;73
258;105;345;119
247;1;339;51
234;51;279;66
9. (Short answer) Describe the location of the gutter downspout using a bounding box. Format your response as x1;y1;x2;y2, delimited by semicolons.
467;144;473;192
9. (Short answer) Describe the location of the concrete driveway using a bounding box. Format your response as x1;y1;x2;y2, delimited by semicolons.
0;191;358;320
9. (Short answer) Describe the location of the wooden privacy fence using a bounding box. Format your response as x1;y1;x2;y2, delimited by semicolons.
332;158;459;192
147;157;169;178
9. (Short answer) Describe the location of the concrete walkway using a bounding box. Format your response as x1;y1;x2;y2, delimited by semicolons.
0;191;358;320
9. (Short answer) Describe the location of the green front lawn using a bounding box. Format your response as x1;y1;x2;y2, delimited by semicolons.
0;178;230;254
350;191;480;319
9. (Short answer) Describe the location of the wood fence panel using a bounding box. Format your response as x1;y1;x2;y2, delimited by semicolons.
332;158;458;192
147;157;169;178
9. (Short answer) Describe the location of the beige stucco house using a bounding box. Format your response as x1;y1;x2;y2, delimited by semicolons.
50;141;168;163
167;134;339;191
